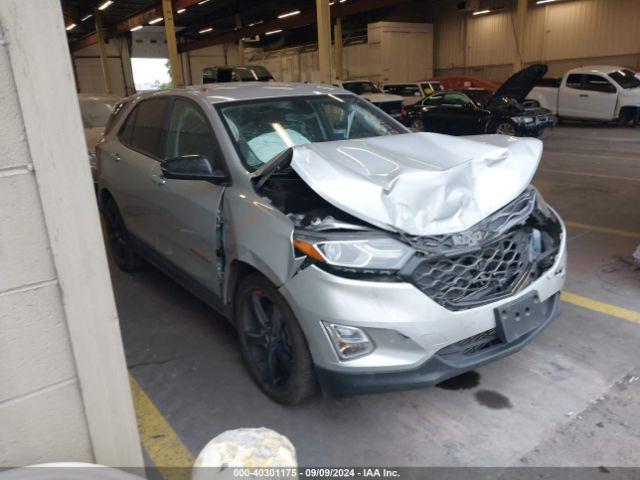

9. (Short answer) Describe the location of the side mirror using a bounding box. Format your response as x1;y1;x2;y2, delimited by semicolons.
161;155;229;184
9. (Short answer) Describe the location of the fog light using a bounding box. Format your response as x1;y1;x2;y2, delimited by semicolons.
322;322;374;360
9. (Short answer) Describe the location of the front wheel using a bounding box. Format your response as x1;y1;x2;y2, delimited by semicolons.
410;118;425;132
235;273;317;405
494;121;517;136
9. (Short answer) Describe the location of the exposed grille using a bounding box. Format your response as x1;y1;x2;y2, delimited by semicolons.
406;229;535;310
376;101;402;116
400;187;560;310
404;187;536;258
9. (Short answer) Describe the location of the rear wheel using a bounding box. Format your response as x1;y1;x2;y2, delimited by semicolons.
410;118;425;132
103;197;144;272
235;273;317;405
494;121;517;136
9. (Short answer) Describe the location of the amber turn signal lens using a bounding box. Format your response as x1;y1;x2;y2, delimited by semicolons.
293;239;325;262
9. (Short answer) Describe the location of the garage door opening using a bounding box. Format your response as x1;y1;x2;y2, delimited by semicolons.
131;57;171;92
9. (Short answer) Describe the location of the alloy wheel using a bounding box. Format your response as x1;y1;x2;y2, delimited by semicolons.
411;118;425;132
242;290;294;388
496;122;516;136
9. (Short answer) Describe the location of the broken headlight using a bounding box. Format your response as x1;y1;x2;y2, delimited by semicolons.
293;233;414;272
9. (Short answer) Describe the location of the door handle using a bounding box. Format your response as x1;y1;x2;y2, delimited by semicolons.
110;152;121;162
151;174;166;186
579;94;589;98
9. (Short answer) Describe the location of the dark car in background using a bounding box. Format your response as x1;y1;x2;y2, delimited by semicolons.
402;64;556;137
203;65;274;83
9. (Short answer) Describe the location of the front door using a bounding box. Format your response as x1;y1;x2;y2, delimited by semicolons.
149;98;226;297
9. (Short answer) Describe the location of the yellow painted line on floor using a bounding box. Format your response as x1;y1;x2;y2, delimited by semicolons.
564;220;640;240
561;292;640;324
129;375;195;480
538;168;640;183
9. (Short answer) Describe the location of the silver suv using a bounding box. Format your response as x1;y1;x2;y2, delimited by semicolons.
97;82;567;405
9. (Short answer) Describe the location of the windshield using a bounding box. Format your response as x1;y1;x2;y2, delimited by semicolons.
216;94;406;172
608;69;640;89
341;82;381;95
422;82;444;94
80;99;116;128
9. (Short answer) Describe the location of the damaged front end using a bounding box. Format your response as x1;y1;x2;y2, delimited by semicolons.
256;162;562;312
398;186;563;310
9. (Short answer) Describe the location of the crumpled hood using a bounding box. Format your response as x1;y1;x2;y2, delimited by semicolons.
290;132;542;236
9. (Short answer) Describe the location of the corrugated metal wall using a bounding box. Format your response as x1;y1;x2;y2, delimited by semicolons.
434;0;640;80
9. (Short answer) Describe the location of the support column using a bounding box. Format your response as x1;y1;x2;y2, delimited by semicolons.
235;14;245;66
315;0;332;84
334;17;343;81
513;0;527;72
162;0;184;87
94;13;113;94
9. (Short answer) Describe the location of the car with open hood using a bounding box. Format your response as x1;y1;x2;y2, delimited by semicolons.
402;64;556;136
96;82;566;404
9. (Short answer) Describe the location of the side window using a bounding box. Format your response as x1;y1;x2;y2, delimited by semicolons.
566;74;584;89
384;85;401;95
583;75;615;93
166;99;220;165
424;95;443;106
442;93;471;107
105;99;133;135
122;98;170;158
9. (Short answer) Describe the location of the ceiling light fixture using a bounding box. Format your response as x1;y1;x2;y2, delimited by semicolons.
130;25;143;32
472;9;491;15
536;0;559;3
265;29;283;35
248;20;263;27
177;8;186;13
198;0;210;4
199;27;213;33
66;23;76;31
98;0;113;11
278;10;300;18
149;17;163;24
81;14;93;21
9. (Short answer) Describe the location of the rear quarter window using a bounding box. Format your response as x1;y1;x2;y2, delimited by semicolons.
119;98;171;159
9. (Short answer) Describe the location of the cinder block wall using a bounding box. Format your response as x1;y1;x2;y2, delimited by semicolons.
0;0;142;467
0;29;93;466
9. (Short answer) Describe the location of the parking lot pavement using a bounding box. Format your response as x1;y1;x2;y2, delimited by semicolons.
108;125;640;467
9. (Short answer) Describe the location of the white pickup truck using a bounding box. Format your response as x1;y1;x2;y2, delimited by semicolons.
526;66;640;125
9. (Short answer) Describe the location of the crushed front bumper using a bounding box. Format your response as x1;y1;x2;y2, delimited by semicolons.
279;219;567;397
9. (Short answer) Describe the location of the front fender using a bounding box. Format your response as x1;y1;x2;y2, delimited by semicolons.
222;186;302;303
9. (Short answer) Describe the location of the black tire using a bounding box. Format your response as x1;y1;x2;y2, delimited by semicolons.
102;197;144;272
235;273;317;405
410;118;425;132
494;121;517;136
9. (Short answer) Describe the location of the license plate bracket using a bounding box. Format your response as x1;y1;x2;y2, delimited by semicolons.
495;292;545;343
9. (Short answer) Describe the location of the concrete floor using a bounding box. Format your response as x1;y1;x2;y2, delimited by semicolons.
110;124;640;467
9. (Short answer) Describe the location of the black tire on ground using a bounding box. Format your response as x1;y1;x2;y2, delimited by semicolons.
494;121;517;136
102;197;144;272
234;273;317;405
410;118;425;132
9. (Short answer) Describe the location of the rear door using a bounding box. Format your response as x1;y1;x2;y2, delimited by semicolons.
148;97;227;297
434;93;483;135
106;97;171;247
